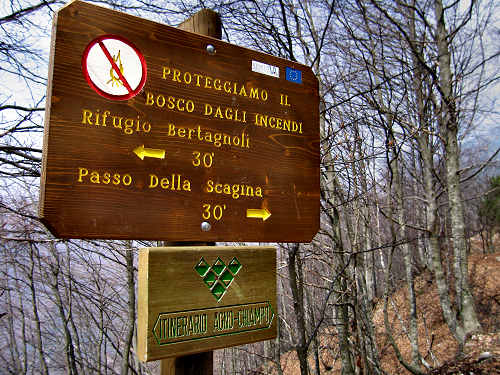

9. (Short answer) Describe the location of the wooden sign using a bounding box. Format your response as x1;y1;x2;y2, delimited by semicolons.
39;0;320;242
137;246;276;361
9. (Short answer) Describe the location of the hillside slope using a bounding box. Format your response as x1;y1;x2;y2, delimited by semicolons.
270;250;500;374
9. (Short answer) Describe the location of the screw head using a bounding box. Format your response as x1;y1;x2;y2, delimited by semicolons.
206;44;216;55
201;221;211;231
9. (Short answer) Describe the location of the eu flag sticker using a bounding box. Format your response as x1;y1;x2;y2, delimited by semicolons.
286;67;302;84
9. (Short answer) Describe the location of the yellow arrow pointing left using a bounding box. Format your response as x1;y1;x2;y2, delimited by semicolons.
133;145;165;160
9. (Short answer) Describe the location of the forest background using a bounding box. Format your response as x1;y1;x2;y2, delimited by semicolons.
1;0;499;374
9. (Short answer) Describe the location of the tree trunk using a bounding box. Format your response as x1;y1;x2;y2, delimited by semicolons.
434;0;481;346
287;243;309;375
48;244;79;375
121;245;136;375
392;147;420;368
29;244;49;375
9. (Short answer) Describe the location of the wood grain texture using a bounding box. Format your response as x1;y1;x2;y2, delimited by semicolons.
137;246;277;361
39;0;320;242
161;10;219;375
177;9;222;39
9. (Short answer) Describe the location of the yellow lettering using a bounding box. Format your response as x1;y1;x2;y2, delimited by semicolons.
82;109;93;125
168;123;176;136
172;69;181;82
94;110;101;126
283;119;290;131
77;168;133;186
254;113;261;126
146;91;155;106
238;85;247;97
232;185;240;199
149;174;191;191
204;132;213;143
112;115;122;129
193;73;202;86
167;96;175;110
155;94;164;107
214;106;223;119
233;135;240;146
161;177;170;189
249;88;259;100
102;172;111;184
81;109;150;134
87;171;99;184
149;174;158;188
205;76;213;89
253;113;302;134
123;174;132;186
269;116;276;128
204;103;213;116
124;118;134;134
214;133;222;147
224;107;233;120
77;167;88;182
260;114;268;127
206;179;214;193
167;125;250;150
280;93;290;106
162;67;171;79
176;98;185;112
186;100;195;112
146;92;194;114
157;67;269;102
101;110;109;126
276;117;283;130
205;180;263;200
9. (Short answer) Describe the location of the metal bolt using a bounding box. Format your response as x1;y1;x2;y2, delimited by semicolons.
201;221;211;231
206;44;216;55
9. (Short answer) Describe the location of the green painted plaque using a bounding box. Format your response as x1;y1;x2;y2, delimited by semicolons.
137;246;276;361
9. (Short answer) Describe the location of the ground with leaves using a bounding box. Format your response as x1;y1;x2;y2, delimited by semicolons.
266;246;500;375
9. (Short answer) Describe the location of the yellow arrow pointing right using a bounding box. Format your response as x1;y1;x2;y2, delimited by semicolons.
246;208;271;221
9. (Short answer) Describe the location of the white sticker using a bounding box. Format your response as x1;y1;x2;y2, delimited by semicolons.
252;60;279;78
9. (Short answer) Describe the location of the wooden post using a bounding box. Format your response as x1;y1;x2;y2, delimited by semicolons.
161;352;213;375
177;9;222;39
160;10;221;375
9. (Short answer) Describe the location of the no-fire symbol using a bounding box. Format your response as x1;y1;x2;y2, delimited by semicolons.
82;34;147;100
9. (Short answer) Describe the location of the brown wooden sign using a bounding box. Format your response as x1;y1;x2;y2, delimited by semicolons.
39;1;320;242
137;246;276;361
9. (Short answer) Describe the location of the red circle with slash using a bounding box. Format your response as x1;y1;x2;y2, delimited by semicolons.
82;35;147;100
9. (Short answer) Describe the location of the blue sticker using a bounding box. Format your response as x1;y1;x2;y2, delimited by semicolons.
286;67;302;84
